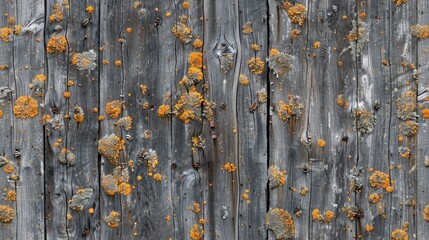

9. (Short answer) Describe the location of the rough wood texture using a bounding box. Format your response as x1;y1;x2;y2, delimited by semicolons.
2;0;429;239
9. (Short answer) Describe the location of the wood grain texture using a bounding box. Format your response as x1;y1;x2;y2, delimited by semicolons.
2;1;429;240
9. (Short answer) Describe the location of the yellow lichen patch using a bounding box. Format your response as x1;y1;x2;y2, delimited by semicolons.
49;4;63;23
7;17;15;25
312;209;324;222
278;95;304;122
190;202;201;213
369;193;382;203
174;88;204;123
47;35;67;54
5;190;16;201
317;139;326;148
359;12;367;19
268;165;286;188
188;52;203;68
391;228;408;240
189;224;204;240
291;29;301;39
140;84;147;94
114;60;122;67
243;22;253;34
247;57;264;75
0;205;14;223
393;0;408;6
187;67;204;81
423;205;429;221
422;109;429;119
411;24;429;39
0;28;12;42
63;91;71;98
193;38;203;49
369;170;390;189
284;3;307;26
182;1;190;9
386;186;394;193
223;162;236;172
324;210;335;223
153;173;162;181
300;186;309;196
86;6;95;14
98;134;125;166
13;96;38;119
313;41;321;49
239;74;249;85
336;95;349;109
88;208;94;214
105;100;123;119
118;182;132;196
366;225;374;232
13;25;21;35
266;208;295;239
104;210;121;228
172;20;193;44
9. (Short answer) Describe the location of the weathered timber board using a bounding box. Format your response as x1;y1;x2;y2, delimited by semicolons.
0;0;429;240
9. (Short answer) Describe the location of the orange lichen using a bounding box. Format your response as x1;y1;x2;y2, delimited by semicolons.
422;109;429;119
47;35;67;54
411;24;429;39
284;3;307;26
88;208;95;214
187;67;204;81
239;74;249;85
247;57;264;75
386;186;394;193
313;41;321;49
7;17;15;25
190;202;201;213
101;175;119;196
268;165;286;188
266;208;295;239
172;20;193;44
0;205;14;223
153;173;162;181
189;224;204;240
114;60;122;67
5;190;16;201
118;182;132;196
86;6;94;14
324;210;335;223
188;52;203;68
193;38;203;49
0;28;12;42
369;193;382;203
250;43;259;51
336;95;349;109
391;228;408;240
393;0;408;6
13;25;21;35
369;170;390;189
243;22;253;34
49;4;63;23
105;100;123;119
3;165;14;174
359;12;367;19
317;139;326;148
173;89;204;123
0;110;3;118
366;225;374;232
63;91;71;98
98;134;125;166
223;162;237;172
13;96;38;119
278;95;304;122
104;210;121;228
291;29;300;39
182;1;190;9
312;209;324;221
423;205;429;221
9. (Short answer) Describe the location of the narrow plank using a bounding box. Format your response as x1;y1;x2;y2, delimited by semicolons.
44;1;72;239
0;1;18;239
63;1;100;239
99;0;126;238
417;0;429;238
236;0;268;238
202;0;240;238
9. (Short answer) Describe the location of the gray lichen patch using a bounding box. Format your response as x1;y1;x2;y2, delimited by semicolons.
345;21;369;56
101;175;119;196
72;50;97;71
98;134;125;166
58;148;76;166
216;43;235;73
115;116;132;130
397;91;418;136
104;210;120;228
113;165;130;183
266;208;295;239
172;16;193;44
398;146;411;158
268;165;286;189
277;95;304;123
354;108;376;134
256;88;268;104
28;74;46;97
267;49;293;77
69;188;93;211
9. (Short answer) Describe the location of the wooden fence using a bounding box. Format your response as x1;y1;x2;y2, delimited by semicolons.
0;0;429;239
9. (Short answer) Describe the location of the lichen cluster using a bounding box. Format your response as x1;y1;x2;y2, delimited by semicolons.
104;210;121;228
283;2;307;26
347;21;369;56
47;35;67;54
278;95;304;122
397;91;418;136
71;50;97;71
98;134;125;166
266;208;295;239
58;148;76;166
354;108;376;134
172;15;193;44
267;49;293;77
0;205;14;223
13;96;39;119
411;24;429;39
69;188;93;211
29;74;46;97
268;165;286;188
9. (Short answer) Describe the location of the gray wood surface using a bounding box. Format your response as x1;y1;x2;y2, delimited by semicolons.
1;0;429;239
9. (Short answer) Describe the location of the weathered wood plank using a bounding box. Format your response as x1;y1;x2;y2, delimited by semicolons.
236;0;268;239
